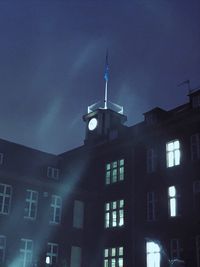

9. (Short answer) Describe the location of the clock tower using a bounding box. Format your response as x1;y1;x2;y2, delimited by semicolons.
83;103;127;145
83;52;127;145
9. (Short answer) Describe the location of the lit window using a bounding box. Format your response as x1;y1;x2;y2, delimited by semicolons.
105;200;124;228
166;140;180;168
24;190;38;220
70;246;82;267
0;153;3;165
146;241;161;267
50;195;62;224
104;247;123;267
0;236;6;264
46;242;58;265
147;149;157;173
147;192;157;221
106;159;124;185
168;186;180;217
0;183;12;215
196;235;200;267
170;239;182;260
19;239;33;267
47;167;60;180
73;200;84;229
191;133;200;160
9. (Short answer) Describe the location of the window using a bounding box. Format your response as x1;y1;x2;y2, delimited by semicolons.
147;149;157;173
0;236;6;264
146;241;161;267
47;167;60;179
19;239;33;267
166;140;180;168
193;180;200;193
193;180;200;210
50;195;62;224
191;133;200;160
24;190;38;220
105;200;124;228
168;186;180;217
192;94;200;108
106;159;124;185
170;239;181;260
147;192;157;221
104;247;123;267
196;236;200;267
73;200;84;229
0;153;3;165
70;246;82;267
46;242;58;265
0;183;12;215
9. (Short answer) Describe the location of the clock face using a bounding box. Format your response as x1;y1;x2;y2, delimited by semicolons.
88;118;98;131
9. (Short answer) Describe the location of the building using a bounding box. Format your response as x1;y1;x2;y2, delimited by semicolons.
0;89;200;267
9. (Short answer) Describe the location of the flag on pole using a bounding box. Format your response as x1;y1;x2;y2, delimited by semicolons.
104;50;109;82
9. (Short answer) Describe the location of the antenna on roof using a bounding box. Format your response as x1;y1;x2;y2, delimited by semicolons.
178;79;191;94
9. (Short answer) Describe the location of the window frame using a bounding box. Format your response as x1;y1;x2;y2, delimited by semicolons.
105;159;124;185
147;192;157;221
168;186;180;217
147;148;157;173
47;167;60;180
73;200;84;229
170;239;181;260
166;140;181;168
20;238;33;267
24;189;38;220
0;183;12;215
146;241;161;267
191;133;200;160
0;235;6;264
49;195;62;224
105;199;124;228
0;153;3;165
46;242;58;265
104;246;124;267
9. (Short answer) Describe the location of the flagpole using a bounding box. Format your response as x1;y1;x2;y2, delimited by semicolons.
104;50;109;109
104;79;108;109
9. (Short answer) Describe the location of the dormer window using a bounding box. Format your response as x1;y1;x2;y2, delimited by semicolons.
0;153;4;165
192;94;200;108
47;167;60;180
189;89;200;108
144;107;167;125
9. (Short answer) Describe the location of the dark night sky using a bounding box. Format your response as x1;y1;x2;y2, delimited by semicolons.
0;0;199;154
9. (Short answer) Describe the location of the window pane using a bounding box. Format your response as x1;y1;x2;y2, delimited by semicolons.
106;164;111;170
111;248;116;256
170;199;176;217
113;161;117;168
119;200;124;208
174;140;180;149
146;242;161;267
175;150;180;165
104;249;108;257
169;186;176;197
120;159;124;166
